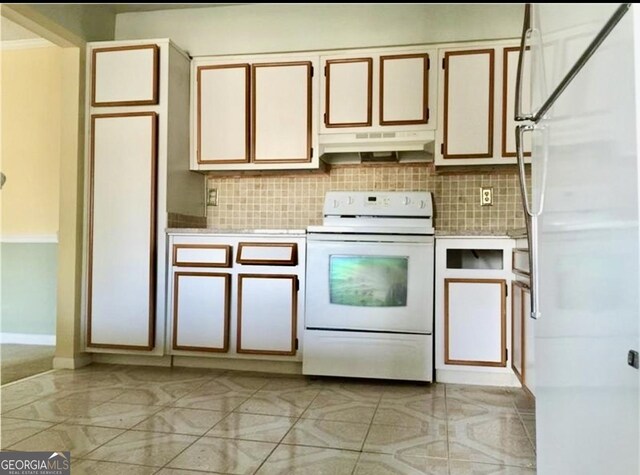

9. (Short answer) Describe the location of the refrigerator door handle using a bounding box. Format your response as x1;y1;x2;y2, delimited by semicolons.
516;124;544;320
515;3;534;122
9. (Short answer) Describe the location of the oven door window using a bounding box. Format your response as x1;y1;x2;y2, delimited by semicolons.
329;255;408;307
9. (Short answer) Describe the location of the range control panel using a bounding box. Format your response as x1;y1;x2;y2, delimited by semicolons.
323;191;433;217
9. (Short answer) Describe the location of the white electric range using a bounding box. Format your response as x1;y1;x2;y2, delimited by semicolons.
303;191;435;382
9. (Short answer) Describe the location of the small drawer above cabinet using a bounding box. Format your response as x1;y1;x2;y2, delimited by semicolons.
512;248;530;276
236;242;298;266
173;244;233;267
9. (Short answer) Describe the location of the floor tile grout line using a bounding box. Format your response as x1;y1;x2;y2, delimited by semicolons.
444;383;452;475
515;407;537;453
153;374;279;475
350;390;383;475
3;419;65;451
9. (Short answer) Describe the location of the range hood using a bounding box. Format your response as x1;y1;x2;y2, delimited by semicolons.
318;130;435;163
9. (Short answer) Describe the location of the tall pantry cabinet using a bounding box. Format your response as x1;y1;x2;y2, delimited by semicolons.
83;39;205;355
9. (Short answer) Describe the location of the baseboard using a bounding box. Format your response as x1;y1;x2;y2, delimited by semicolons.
173;356;303;375
91;353;172;367
53;354;93;369
436;368;521;387
1;333;56;345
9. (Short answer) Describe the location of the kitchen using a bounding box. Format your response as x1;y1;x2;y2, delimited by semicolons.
0;6;636;473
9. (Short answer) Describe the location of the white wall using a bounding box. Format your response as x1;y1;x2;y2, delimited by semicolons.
115;4;524;56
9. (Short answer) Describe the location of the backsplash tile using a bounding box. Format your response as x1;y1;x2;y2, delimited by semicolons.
205;164;528;233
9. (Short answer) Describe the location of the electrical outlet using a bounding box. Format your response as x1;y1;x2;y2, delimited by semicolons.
207;188;218;206
480;187;493;206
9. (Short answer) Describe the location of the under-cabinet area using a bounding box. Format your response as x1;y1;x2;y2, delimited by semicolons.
167;233;306;363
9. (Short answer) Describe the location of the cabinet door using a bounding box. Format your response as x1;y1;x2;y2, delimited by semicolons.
237;274;298;355
252;61;312;163
511;281;526;382
172;272;230;352
380;53;429;125
445;278;506;366
502;47;532;157
88;113;157;349
197;64;250;164
92;44;159;107
443;49;495;159
324;58;372;128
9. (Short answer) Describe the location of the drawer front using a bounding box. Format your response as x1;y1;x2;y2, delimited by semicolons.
512;248;530;276
173;244;232;267
237;242;298;266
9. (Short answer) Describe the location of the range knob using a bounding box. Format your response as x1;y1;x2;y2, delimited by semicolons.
348;196;355;205
403;196;411;205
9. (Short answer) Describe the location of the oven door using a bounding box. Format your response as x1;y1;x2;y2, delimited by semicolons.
305;233;434;333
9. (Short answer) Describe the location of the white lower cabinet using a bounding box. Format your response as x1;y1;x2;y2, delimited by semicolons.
435;237;518;386
172;272;231;352
237;274;297;355
167;233;305;362
445;278;506;366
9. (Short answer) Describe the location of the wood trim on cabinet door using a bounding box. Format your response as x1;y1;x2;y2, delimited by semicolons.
502;46;532;158
236;242;298;266
197;63;251;164
173;244;233;268
87;112;158;350
251;61;313;163
237;274;298;355
91;44;160;107
511;280;528;383
443;49;495;159
380;53;429;126
172;272;231;352
325;57;373;128
444;278;506;367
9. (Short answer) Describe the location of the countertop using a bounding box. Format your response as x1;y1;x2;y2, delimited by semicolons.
168;228;527;239
167;228;307;235
435;229;511;238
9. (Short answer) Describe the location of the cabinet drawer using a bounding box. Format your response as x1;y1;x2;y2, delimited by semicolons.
236;242;298;266
173;244;232;267
512;248;530;276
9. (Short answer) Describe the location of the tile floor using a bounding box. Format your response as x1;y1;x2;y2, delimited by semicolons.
0;364;536;474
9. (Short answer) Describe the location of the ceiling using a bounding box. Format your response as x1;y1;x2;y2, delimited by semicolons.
111;4;242;14
1;16;41;41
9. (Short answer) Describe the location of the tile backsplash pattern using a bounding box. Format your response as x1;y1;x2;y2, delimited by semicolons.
206;164;527;233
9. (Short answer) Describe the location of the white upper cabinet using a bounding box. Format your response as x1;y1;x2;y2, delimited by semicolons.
435;40;532;166
441;47;495;160
252;61;313;163
324;58;373;128
92;44;159;107
319;47;436;135
380;53;430;125
191;55;319;171
196;64;250;164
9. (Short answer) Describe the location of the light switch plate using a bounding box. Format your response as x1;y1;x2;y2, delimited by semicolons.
480;187;493;206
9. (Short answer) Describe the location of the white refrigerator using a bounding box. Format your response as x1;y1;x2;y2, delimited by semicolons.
516;3;640;474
